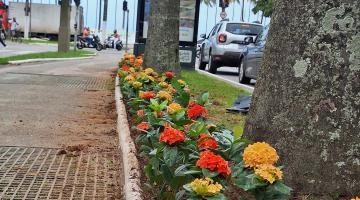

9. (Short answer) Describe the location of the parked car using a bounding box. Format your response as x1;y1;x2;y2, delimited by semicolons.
239;25;269;84
198;20;263;74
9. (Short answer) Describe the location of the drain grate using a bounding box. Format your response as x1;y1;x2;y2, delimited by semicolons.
0;147;122;200
0;73;113;90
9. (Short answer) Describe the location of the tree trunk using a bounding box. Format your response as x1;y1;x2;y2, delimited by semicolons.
244;0;360;195
144;0;180;74
58;0;71;52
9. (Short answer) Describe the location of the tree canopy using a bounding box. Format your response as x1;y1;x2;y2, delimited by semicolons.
251;0;273;17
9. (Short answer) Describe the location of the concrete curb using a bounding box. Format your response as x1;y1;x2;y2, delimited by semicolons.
115;76;142;200
8;55;96;65
195;69;254;93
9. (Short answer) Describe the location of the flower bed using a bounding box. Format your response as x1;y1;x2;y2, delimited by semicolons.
118;54;292;200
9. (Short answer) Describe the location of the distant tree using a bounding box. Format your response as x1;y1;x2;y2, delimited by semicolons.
251;0;273;17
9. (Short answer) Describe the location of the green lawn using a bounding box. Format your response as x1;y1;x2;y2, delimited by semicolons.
0;50;94;65
21;38;58;45
181;69;251;129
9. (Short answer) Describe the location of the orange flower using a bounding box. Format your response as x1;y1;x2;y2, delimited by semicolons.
159;124;186;145
187;102;208;119
164;71;175;78
196;151;230;176
134;58;143;67
139;91;156;100
137;122;150;131
121;65;130;71
137;109;145;117
197;134;218;150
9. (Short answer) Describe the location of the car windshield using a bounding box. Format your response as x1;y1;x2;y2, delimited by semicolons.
226;23;263;35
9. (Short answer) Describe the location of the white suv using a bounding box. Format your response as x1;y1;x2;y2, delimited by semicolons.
199;20;263;74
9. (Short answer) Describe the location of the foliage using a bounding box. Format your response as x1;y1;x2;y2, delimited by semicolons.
118;53;291;200
251;0;273;17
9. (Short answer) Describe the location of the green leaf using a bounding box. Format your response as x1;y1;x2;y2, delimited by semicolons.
175;110;186;121
176;190;186;200
163;146;178;167
174;164;191;176
202;168;219;178
233;125;244;140
205;193;228;200
161;164;175;188
183;170;202;175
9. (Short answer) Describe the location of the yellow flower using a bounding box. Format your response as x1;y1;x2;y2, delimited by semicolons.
144;68;154;75
157;91;172;102
190;178;223;197
132;81;142;89
147;76;155;82
351;197;360;200
159;82;168;88
177;79;186;86
167;103;182;114
254;164;283;184
129;67;135;73
243;142;279;168
184;86;191;93
125;75;135;82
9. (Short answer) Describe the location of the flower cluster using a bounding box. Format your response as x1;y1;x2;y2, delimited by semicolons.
196;151;231;176
189;178;223;197
117;54;290;199
243;142;283;183
159;124;186;145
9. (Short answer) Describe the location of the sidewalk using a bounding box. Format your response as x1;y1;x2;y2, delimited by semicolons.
0;52;124;199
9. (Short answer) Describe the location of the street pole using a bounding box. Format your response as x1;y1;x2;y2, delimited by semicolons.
114;0;117;30
125;9;128;52
98;0;102;32
101;0;108;41
74;5;79;51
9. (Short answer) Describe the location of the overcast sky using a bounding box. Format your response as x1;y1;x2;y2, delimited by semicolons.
5;0;269;42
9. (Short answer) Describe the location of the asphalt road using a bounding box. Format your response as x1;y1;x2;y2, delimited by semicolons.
195;58;256;90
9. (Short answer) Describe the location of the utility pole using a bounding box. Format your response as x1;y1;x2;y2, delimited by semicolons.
122;0;127;29
24;0;30;39
98;0;102;32
101;0;108;41
58;0;71;52
114;0;117;30
125;9;129;52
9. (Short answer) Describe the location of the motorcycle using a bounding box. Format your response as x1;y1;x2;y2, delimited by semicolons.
77;35;103;51
103;36;123;51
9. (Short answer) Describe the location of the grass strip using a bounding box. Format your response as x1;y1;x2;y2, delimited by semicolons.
0;50;93;65
181;69;251;129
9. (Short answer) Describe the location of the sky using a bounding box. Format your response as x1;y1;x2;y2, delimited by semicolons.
5;0;270;42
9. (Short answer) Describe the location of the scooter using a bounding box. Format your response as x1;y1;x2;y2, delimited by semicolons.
103;36;123;51
77;35;103;51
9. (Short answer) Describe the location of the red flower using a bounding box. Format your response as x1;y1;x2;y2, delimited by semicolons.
159;124;186;145
121;65;130;71
164;71;175;78
140;91;156;100
137;122;150;131
187;102;208;120
196;151;230;176
137;109;145;117
197;134;218;150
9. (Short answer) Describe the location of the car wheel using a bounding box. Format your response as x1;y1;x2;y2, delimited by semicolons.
198;49;207;70
239;61;251;84
208;54;218;74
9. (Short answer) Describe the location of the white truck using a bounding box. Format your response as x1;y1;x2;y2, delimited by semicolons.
7;2;83;38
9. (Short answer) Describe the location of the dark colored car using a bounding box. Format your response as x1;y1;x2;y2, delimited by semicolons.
238;25;269;84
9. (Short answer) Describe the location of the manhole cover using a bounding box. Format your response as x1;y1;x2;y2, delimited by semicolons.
0;146;122;200
0;73;112;90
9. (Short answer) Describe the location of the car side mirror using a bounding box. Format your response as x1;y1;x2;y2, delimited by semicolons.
200;34;206;39
244;36;254;44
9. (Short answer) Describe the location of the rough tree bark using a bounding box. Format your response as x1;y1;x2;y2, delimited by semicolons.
143;0;181;74
244;0;359;195
58;0;71;52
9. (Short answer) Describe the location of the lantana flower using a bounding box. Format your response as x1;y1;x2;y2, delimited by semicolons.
131;81;142;89
254;164;283;184
177;79;186;86
196;151;230;176
159;124;185;145
187;102;208;120
167;103;182;115
189;178;223;197
136;122;150;131
197;134;218;150
137;109;145;118
139;91;156;100
243;142;279;168
157;91;172;102
351;197;360;200
121;65;130;71
144;68;154;75
164;71;175;78
159;82;168;88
